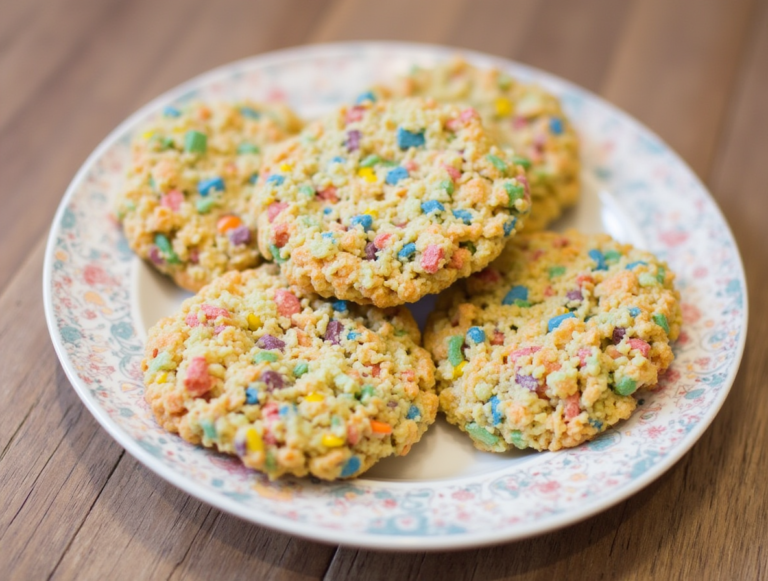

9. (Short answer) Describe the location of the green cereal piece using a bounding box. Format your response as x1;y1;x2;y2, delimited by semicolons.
509;430;527;450
653;313;670;334
395;329;407;337
149;351;176;373
497;74;512;90
253;351;278;363
196;197;218;214
299;185;315;197
237;143;260;154
656;265;666;284
514;299;531;308
360;384;376;401
462;241;477;254
293;362;309;377
511;156;531;169
360;154;380;167
200;418;217;440
504;182;525;206
466;422;500;446
438;179;455;195
604;249;622;263
447;335;465;367
154;135;174;150
265;451;277;472
184;130;207;154
270;243;286;264
486;154;508;173
148;175;156;191
154;233;180;264
548;265;566;278
639;273;659;287
614;376;638;396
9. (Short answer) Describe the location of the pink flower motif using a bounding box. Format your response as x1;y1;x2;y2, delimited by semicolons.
451;489;474;501
645;425;666;439
83;264;112;286
681;302;701;324
83;309;97;320
659;230;689;246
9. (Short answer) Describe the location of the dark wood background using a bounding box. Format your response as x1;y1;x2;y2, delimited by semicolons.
1;0;766;579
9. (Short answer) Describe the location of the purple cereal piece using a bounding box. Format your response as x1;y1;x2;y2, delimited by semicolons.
612;327;626;344
258;334;286;351
228;225;252;245
346;130;361;152
516;373;539;392
364;242;377;260
261;370;284;391
214;325;226;335
325;320;343;344
149;246;164;265
566;289;583;301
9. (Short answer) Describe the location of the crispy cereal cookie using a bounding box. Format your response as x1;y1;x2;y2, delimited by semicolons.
143;264;438;480
117;101;303;291
376;58;580;231
253;97;531;307
424;230;681;452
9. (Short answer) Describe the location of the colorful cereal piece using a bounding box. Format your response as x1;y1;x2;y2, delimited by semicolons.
548;312;576;332
398;243;416;261
184;357;211;396
385;166;409;185
466;327;486;344
184;130;207;153
421;200;445;214
452;209;472;224
502;285;528;305
421;245;443;274
198;176;225;196
350;214;373;230
396;127;425;149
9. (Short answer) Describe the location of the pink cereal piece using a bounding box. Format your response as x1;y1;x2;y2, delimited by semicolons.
577;348;591;366
509;346;541;363
530;249;545;261
214;325;226;335
189;249;199;264
564;393;581;420
401;369;416;381
185;312;200;327
442;164;461;181
184;357;212;396
370;364;381;377
160;189;184;212
274;289;301;317
346;106;365;123
491;331;505;345
201;304;230;320
273;222;289;248
263;401;280;420
374;233;392;249
445;118;461;132
475;268;501;284
267;202;288;223
403;160;419;172
544;285;554;297
317;186;338;203
512;116;528;129
628;338;651;358
347;424;360;446
576;274;594;287
421;244;443;274
460;107;479;122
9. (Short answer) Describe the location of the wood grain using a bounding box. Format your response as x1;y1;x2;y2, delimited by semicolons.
1;0;766;579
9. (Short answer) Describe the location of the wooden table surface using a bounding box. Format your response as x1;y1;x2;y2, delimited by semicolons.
2;0;766;579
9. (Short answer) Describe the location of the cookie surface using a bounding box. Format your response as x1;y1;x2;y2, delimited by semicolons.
378;58;580;232
253;97;531;307
424;230;681;452
143;264;438;480
117;101;302;291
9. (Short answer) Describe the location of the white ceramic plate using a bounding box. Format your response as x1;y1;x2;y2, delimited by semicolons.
43;42;747;550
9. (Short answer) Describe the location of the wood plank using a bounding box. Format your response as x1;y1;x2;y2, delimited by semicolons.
601;0;755;176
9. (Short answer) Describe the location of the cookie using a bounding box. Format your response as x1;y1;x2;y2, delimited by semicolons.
424;230;681;452
376;58;580;232
253;97;531;307
143;264;438;480
117;101;302;291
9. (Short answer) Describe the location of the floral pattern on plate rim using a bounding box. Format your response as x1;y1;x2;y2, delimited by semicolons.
43;42;747;550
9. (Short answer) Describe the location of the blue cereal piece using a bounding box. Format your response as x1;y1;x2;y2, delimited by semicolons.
549;117;564;135
163;105;181;118
249;173;259;184
466;327;486;344
245;385;259;405
452;209;472;224
490;395;503;425
332;300;348;312
588;249;608;271
329;156;345;164
503;218;517;236
502;285;528;305
356;91;376;104
266;175;285;186
347;331;360;341
406;405;420;420
321;232;336;243
398;243;417;260
198;176;225;196
340;456;361;478
421;200;445;214
548;312;577;332
629;307;641;317
386;166;409;185
350;214;373;230
240;106;261;119
396;127;425;149
626;260;648;270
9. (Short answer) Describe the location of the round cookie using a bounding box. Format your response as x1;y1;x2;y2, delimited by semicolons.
143;264;438;480
424;230;681;452
376;58;580;232
117;101;303;292
253;97;531;307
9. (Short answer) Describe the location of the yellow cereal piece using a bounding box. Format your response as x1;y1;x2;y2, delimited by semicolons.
495;97;512;118
357;167;377;183
453;361;467;379
247;313;261;330
305;392;325;403
363;208;378;218
142;130;155;140
246;428;264;452
322;434;345;447
279;163;293;172
156;372;167;384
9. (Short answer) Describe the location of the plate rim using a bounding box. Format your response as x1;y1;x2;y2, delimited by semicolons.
42;40;749;551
